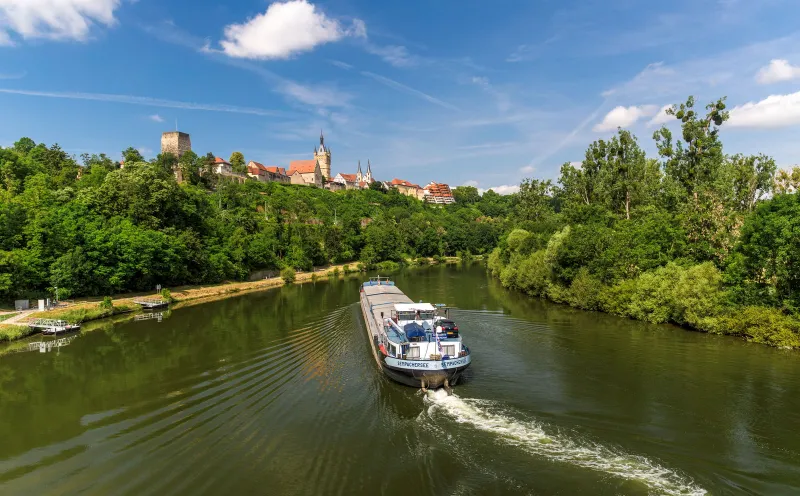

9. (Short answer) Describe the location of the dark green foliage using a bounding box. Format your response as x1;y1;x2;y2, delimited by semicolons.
0;139;502;301
489;95;800;349
280;267;296;284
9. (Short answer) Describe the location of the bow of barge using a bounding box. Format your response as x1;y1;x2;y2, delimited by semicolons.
359;277;471;390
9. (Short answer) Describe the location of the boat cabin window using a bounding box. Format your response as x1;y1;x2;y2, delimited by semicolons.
442;345;456;357
408;346;420;359
388;344;397;357
396;310;435;321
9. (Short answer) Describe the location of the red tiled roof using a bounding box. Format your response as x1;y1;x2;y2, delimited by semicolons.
265;166;287;176
425;182;454;197
338;173;357;182
391;178;421;189
288;160;318;174
215;157;230;165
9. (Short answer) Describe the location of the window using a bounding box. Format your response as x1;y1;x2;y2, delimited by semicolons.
388;344;396;357
408;346;420;359
442;345;455;357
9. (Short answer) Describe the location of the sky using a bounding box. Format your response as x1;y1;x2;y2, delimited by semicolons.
1;0;800;194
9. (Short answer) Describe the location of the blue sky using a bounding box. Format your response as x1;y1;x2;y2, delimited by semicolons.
1;0;800;193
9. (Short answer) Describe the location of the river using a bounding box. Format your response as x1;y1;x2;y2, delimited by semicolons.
1;264;799;495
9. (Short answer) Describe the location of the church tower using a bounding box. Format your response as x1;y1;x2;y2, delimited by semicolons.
365;160;373;183
356;160;363;183
313;131;331;180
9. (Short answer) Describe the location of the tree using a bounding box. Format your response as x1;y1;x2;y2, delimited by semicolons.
654;96;729;200
725;153;776;212
369;181;387;193
122;147;145;165
515;179;554;222
13;137;35;155
774;166;800;195
453;185;480;205
600;129;652;219
229;151;246;174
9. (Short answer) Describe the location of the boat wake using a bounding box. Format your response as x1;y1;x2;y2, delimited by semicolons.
423;390;707;496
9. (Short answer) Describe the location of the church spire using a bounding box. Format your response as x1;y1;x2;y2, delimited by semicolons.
320;129;324;146
367;160;372;174
357;160;362;174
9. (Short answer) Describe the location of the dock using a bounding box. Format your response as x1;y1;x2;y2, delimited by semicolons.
133;297;169;309
28;319;81;335
28;336;75;353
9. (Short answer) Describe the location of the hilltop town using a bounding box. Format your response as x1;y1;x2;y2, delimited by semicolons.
160;130;456;204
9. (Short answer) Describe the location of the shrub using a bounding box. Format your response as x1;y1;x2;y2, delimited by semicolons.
487;248;504;277
160;288;173;302
99;296;113;310
356;262;366;272
331;267;341;277
433;255;446;265
460;250;474;264
375;260;401;272
343;264;351;275
515;250;549;296
568;268;604;311
281;267;296;284
311;273;318;282
416;257;430;266
671;262;725;327
706;306;800;348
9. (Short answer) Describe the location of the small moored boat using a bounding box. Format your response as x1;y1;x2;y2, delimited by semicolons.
360;277;471;390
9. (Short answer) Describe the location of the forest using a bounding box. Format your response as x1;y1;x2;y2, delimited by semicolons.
488;96;800;348
0;141;511;301
2;94;800;348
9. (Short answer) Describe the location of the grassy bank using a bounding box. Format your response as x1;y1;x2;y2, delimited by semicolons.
0;257;465;344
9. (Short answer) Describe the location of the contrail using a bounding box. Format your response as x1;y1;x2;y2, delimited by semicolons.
0;88;288;117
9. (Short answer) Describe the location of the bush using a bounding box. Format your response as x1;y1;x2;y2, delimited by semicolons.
568;268;604;311
343;264;351;274
375;260;401;273
705;306;800;348
433;255;446;265
515;250;549;296
460;250;474;264
99;296;113;310
357;262;366;272
311;273;318;282
487;248;504;277
331;267;341;277
281;267;296;284
160;288;173;302
416;257;430;266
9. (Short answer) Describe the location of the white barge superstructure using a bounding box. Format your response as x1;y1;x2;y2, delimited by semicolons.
360;277;471;389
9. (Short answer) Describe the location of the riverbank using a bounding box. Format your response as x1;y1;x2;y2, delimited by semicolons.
0;257;469;343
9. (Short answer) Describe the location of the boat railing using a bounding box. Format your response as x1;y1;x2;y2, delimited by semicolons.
364;275;394;286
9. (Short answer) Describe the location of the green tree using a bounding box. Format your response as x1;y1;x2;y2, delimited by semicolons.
229;151;246;174
453;185;480;205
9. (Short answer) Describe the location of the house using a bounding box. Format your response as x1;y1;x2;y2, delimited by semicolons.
288;160;322;187
214;157;247;184
247;161;290;183
325;181;345;192
424;182;456;204
333;172;359;189
264;166;290;184
391;178;425;200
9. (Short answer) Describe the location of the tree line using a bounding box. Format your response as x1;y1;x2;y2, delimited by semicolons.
488;96;800;348
0;142;511;301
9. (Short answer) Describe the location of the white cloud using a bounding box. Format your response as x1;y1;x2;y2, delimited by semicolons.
277;81;351;107
520;165;535;173
647;104;674;126
756;59;800;84
0;88;289;117
480;185;519;195
0;0;121;42
329;60;352;70
365;44;416;67
728;91;800;128
593;105;658;132
149;114;164;122
217;0;364;60
471;76;489;88
461;180;479;187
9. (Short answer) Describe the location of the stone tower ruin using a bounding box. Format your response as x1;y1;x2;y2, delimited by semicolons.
161;131;192;158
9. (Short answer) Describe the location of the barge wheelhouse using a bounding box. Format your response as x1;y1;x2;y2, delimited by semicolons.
359;277;471;389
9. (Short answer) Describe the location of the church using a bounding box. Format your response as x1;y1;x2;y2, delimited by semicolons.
287;131;331;187
333;160;374;189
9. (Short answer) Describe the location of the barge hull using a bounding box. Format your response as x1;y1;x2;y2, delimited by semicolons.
360;282;470;389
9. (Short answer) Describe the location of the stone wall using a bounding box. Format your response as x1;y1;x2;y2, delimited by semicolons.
161;132;192;158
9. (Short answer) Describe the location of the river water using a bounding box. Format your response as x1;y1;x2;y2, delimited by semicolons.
1;264;799;495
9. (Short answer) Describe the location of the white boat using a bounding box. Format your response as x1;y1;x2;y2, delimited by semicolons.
359;277;471;390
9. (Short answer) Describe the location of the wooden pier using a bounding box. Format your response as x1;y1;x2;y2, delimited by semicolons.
28;336;75;353
28;319;81;335
133;297;169;309
134;311;167;322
